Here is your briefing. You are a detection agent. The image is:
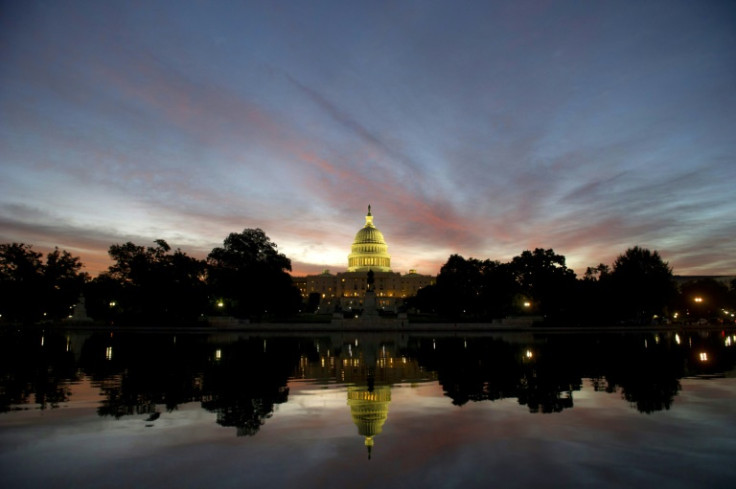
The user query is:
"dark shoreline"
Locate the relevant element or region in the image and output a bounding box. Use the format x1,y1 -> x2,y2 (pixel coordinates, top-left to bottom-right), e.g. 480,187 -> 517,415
4,320 -> 732,335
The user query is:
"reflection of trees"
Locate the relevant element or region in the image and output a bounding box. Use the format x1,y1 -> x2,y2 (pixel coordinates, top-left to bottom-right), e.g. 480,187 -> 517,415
410,332 -> 736,414
200,338 -> 299,436
413,337 -> 581,413
0,331 -> 80,412
79,333 -> 302,436
595,336 -> 683,414
79,333 -> 208,418
516,345 -> 581,414
4,329 -> 736,425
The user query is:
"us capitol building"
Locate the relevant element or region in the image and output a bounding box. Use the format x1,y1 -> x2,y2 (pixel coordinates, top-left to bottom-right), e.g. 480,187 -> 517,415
293,206 -> 434,313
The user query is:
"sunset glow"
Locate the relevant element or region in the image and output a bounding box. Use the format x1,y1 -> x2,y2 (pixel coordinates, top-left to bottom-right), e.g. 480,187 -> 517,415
1,1 -> 734,277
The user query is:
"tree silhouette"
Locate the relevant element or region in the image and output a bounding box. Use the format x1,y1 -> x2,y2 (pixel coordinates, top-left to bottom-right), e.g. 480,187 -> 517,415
0,243 -> 86,323
87,240 -> 207,324
608,246 -> 677,324
509,248 -> 577,320
207,229 -> 301,320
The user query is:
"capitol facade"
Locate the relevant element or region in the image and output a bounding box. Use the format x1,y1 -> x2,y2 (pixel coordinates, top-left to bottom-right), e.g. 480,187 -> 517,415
293,206 -> 434,313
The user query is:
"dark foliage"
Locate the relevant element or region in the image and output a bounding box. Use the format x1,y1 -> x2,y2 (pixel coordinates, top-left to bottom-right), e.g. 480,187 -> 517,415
0,243 -> 86,323
207,229 -> 301,320
85,240 -> 207,324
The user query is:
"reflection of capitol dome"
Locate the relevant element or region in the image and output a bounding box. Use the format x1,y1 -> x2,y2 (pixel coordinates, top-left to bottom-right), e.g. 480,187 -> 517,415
347,205 -> 391,272
347,384 -> 391,459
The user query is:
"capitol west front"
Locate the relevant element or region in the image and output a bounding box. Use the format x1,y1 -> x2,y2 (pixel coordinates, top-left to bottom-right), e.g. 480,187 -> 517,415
293,206 -> 434,313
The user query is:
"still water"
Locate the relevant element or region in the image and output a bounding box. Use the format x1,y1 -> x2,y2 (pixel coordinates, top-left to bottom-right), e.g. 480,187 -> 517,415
1,328 -> 735,489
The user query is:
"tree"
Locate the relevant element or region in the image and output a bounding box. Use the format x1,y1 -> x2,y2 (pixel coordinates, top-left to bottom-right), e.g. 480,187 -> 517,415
0,243 -> 86,323
428,255 -> 517,319
608,246 -> 676,324
207,229 -> 301,319
0,243 -> 44,323
678,278 -> 730,323
88,240 -> 207,324
43,248 -> 87,320
509,248 -> 577,320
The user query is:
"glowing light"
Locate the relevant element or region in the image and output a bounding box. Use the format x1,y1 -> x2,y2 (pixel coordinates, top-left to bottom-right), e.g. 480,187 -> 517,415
523,302 -> 531,308
109,301 -> 116,307
525,350 -> 533,359
215,349 -> 222,360
675,334 -> 681,345
105,346 -> 113,360
699,352 -> 708,362
694,297 -> 703,303
726,336 -> 732,347
216,301 -> 224,308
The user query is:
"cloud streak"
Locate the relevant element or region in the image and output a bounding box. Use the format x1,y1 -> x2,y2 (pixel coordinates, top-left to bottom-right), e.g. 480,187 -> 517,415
1,1 -> 735,277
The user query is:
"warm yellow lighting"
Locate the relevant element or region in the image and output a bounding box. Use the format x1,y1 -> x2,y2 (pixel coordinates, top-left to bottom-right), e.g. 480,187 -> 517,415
523,302 -> 531,308
215,349 -> 222,360
109,301 -> 116,307
673,312 -> 679,319
216,301 -> 224,308
105,346 -> 113,360
699,352 -> 708,362
675,334 -> 681,345
694,297 -> 703,303
525,350 -> 533,359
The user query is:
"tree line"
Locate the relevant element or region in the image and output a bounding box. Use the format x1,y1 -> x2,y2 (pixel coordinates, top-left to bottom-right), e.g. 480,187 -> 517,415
409,246 -> 736,325
0,229 -> 301,325
1,230 -> 735,326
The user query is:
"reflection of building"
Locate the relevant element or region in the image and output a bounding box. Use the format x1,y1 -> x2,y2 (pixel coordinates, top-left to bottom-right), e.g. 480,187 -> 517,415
348,384 -> 391,459
293,206 -> 435,312
295,335 -> 435,457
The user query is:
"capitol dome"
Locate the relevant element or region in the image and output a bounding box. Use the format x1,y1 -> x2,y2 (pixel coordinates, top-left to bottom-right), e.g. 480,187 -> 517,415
347,205 -> 391,272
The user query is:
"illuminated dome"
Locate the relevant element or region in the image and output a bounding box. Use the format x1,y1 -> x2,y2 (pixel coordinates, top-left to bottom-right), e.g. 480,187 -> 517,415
347,205 -> 391,272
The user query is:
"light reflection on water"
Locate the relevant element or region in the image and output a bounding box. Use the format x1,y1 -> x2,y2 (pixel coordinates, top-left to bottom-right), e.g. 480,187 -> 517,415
1,329 -> 735,488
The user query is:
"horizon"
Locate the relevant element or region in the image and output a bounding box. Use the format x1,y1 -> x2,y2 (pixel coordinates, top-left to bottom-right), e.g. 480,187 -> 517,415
2,1 -> 735,278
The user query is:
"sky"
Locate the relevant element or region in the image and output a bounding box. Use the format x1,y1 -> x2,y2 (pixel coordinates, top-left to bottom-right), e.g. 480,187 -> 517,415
1,0 -> 735,277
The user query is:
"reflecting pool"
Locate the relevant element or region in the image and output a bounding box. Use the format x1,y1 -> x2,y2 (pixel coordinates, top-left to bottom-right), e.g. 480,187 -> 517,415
1,329 -> 735,488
